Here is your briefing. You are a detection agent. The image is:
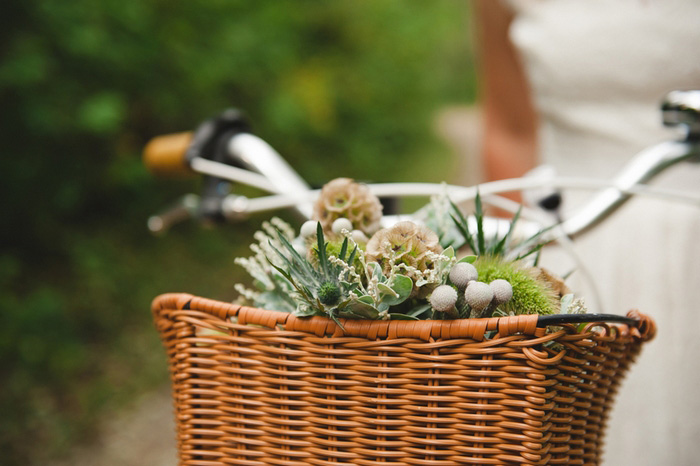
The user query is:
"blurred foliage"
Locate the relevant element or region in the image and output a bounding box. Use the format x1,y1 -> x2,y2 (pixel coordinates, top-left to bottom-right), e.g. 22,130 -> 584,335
0,0 -> 476,464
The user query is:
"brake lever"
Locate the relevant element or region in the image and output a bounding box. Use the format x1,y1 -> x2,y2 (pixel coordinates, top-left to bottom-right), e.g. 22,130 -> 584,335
148,194 -> 200,235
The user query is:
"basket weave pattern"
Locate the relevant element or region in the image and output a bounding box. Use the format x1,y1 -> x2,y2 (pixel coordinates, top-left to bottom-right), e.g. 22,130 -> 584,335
152,293 -> 656,466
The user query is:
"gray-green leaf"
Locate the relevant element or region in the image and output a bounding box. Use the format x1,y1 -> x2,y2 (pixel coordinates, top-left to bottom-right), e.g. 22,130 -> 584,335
389,313 -> 419,320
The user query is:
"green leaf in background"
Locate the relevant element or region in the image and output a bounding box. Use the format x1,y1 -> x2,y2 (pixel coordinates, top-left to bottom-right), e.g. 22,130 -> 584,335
474,190 -> 485,255
78,92 -> 127,134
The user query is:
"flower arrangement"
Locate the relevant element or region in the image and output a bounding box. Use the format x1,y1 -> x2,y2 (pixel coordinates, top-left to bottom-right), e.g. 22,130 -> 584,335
234,178 -> 587,324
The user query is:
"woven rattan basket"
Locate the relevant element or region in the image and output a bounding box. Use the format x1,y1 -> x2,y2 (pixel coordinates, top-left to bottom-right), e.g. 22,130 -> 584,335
152,293 -> 656,466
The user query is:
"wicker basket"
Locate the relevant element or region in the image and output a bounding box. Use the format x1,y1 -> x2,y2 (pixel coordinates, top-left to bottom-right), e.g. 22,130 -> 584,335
152,293 -> 656,466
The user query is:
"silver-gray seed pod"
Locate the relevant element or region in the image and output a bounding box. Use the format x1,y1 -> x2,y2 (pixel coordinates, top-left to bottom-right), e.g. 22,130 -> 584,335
449,262 -> 478,289
490,279 -> 513,304
464,281 -> 493,311
430,285 -> 458,312
331,217 -> 353,235
300,220 -> 320,238
351,229 -> 368,243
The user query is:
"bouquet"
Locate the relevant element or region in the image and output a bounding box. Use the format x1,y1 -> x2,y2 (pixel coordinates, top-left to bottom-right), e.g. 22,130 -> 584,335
234,178 -> 586,325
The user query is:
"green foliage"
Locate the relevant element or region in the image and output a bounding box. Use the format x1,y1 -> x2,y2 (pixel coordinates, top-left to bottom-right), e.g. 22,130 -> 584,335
265,224 -> 416,322
474,256 -> 558,315
269,224 -> 369,320
240,216 -> 462,323
449,192 -> 552,259
1,1 -> 474,464
310,237 -> 364,271
362,262 -> 414,314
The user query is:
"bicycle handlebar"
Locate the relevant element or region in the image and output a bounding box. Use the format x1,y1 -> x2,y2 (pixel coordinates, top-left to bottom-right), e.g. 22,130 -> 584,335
144,90 -> 700,235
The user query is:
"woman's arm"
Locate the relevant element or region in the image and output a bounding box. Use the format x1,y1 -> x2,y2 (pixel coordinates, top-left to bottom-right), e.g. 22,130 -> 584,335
476,0 -> 538,184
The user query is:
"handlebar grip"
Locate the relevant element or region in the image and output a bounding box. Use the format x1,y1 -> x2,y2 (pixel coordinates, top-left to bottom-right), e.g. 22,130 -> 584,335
143,132 -> 194,176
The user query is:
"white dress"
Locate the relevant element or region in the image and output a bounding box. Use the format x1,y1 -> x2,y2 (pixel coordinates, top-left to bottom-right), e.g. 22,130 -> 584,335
505,1 -> 700,464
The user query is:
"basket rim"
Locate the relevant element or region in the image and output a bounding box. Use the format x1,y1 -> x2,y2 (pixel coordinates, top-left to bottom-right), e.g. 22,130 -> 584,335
152,292 -> 656,342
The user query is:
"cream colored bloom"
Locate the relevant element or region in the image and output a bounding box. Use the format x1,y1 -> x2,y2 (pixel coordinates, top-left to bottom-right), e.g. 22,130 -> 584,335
312,178 -> 383,235
366,221 -> 442,278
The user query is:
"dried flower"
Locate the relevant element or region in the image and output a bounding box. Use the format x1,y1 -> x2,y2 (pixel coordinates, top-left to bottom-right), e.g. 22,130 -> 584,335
533,267 -> 571,298
365,221 -> 442,278
312,178 -> 383,235
561,294 -> 588,315
449,262 -> 478,289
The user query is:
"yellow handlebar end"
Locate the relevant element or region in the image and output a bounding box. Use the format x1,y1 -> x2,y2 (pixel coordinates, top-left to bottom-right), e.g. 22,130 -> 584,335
143,132 -> 194,176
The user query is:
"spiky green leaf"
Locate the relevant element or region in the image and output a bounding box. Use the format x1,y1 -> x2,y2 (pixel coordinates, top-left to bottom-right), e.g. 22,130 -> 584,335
474,190 -> 485,255
347,245 -> 358,266
316,222 -> 329,278
493,206 -> 521,256
338,237 -> 349,261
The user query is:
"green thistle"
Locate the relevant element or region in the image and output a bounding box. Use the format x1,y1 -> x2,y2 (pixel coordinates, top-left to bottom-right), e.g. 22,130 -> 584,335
319,282 -> 341,305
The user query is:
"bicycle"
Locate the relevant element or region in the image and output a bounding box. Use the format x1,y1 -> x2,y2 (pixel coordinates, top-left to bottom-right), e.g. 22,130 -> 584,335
144,90 -> 699,465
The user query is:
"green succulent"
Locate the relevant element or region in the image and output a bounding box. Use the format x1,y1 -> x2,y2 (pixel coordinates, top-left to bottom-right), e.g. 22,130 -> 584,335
362,262 -> 414,316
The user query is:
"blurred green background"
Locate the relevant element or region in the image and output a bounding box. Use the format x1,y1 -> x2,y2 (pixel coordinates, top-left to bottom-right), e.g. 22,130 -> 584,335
0,1 -> 476,464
